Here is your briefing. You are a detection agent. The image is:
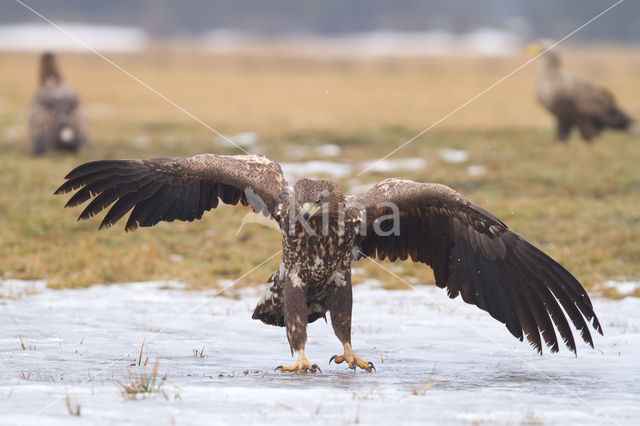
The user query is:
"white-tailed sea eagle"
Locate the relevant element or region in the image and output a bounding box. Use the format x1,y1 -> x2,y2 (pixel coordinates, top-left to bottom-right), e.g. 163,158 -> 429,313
29,52 -> 88,155
55,154 -> 603,372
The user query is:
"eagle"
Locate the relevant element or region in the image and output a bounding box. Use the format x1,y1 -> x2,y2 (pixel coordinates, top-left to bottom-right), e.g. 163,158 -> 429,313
55,154 -> 603,372
29,52 -> 88,155
529,42 -> 638,143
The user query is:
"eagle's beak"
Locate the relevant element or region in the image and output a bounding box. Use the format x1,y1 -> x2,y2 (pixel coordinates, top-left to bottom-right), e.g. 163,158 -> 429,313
301,202 -> 321,221
526,43 -> 542,56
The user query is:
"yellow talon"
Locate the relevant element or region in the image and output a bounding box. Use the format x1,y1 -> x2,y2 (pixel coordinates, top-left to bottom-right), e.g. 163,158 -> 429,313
329,343 -> 375,372
276,349 -> 320,373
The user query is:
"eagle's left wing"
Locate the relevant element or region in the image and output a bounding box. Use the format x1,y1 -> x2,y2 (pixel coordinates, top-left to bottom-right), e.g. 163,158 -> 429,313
55,154 -> 288,231
349,178 -> 602,354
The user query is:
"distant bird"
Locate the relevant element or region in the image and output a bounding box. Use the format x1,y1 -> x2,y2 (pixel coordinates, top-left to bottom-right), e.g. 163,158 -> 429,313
529,42 -> 638,142
56,154 -> 602,372
29,52 -> 88,155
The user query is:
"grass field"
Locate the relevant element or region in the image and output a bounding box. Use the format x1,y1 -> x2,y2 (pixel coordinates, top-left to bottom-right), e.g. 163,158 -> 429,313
1,45 -> 640,296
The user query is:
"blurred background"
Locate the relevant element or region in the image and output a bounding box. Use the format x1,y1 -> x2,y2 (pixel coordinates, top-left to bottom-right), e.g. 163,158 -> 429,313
1,1 -> 639,296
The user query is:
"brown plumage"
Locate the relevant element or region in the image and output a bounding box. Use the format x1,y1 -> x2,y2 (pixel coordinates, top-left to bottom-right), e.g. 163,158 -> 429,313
55,154 -> 603,371
29,52 -> 88,155
531,43 -> 638,142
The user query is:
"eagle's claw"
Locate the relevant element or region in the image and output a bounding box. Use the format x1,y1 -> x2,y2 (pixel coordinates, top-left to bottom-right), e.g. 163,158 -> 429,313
329,347 -> 375,372
275,350 -> 320,373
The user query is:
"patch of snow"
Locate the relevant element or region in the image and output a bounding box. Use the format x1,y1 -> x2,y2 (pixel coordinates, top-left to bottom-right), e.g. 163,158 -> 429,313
0,279 -> 47,299
360,158 -> 426,173
0,23 -> 147,53
217,131 -> 259,147
315,144 -> 341,157
132,135 -> 150,149
603,281 -> 640,296
0,281 -> 638,424
466,164 -> 487,177
280,161 -> 353,181
439,148 -> 469,164
346,179 -> 375,195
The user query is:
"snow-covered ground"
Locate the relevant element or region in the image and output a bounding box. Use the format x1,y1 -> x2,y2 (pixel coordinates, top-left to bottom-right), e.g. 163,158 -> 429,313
1,280 -> 638,425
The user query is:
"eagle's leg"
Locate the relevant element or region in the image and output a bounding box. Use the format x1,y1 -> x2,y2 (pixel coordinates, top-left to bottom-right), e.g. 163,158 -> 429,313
556,118 -> 572,143
276,273 -> 319,373
328,272 -> 374,372
577,120 -> 598,143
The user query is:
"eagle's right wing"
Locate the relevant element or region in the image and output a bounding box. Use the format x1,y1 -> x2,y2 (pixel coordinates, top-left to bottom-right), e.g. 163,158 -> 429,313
349,178 -> 602,354
55,154 -> 288,231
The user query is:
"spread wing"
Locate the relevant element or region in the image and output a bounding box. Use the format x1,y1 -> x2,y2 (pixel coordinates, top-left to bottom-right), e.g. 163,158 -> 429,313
349,178 -> 603,354
55,154 -> 288,231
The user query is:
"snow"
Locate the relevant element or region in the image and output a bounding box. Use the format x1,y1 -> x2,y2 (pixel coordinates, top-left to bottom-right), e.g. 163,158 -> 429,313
360,158 -> 427,174
0,23 -> 147,53
439,148 -> 469,164
280,161 -> 353,181
1,279 -> 638,425
315,144 -> 342,157
466,164 -> 487,177
603,281 -> 640,297
216,131 -> 259,147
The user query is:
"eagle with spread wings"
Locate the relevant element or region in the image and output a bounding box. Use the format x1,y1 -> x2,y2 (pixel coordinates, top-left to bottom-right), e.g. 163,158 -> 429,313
529,42 -> 638,143
55,154 -> 602,372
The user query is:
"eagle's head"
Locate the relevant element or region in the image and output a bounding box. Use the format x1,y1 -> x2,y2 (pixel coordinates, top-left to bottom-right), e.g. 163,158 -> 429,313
527,40 -> 561,71
40,52 -> 62,85
293,178 -> 343,222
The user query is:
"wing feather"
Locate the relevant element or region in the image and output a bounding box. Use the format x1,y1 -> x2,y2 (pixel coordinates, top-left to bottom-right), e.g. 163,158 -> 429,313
56,154 -> 288,231
351,178 -> 602,354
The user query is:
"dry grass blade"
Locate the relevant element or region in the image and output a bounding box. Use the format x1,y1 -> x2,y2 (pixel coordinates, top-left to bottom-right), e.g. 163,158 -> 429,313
111,359 -> 167,400
65,394 -> 81,416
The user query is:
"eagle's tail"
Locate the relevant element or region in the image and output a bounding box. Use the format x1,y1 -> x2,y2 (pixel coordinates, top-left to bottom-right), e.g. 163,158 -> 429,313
628,120 -> 640,136
252,269 -> 285,327
603,106 -> 635,131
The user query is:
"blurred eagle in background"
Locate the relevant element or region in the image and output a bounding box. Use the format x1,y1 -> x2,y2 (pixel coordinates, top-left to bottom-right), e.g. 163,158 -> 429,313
29,52 -> 88,155
530,42 -> 638,143
56,154 -> 602,372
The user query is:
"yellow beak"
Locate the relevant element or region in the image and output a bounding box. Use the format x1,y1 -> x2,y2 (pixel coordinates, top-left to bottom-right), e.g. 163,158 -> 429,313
526,43 -> 542,56
301,202 -> 321,220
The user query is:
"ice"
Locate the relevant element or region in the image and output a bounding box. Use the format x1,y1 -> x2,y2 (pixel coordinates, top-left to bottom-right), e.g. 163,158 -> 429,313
0,23 -> 147,53
1,279 -> 638,424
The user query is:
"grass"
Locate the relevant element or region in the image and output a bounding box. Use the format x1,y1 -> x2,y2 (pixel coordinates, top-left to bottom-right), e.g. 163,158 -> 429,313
1,46 -> 640,295
112,359 -> 168,400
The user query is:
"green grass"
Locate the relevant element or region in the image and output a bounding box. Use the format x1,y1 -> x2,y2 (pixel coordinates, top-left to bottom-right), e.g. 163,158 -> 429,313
1,48 -> 640,297
1,123 -> 640,297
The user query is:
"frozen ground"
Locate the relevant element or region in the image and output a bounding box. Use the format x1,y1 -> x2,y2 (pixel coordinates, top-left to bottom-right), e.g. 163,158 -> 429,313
1,279 -> 638,425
